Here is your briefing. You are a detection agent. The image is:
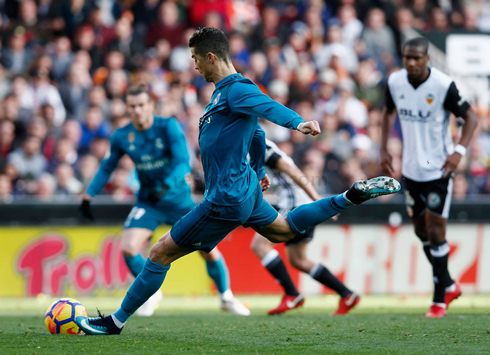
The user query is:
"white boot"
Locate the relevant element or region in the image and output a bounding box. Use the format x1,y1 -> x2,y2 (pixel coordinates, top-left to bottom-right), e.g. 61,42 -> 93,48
136,290 -> 163,317
220,290 -> 250,316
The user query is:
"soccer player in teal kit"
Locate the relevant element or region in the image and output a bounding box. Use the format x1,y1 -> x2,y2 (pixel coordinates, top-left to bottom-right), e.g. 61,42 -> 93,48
76,27 -> 400,334
79,85 -> 250,316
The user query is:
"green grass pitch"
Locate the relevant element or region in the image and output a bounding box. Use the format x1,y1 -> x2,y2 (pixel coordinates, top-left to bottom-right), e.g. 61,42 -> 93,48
0,295 -> 489,354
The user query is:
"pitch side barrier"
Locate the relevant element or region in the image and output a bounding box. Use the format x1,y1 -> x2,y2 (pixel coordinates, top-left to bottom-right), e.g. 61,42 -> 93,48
0,195 -> 489,226
1,196 -> 490,296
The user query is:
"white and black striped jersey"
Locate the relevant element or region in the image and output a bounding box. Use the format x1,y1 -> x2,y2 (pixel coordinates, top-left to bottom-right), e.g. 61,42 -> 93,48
265,139 -> 312,215
386,67 -> 470,182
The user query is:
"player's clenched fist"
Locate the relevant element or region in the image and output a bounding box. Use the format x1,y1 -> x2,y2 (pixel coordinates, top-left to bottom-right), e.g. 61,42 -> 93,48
297,121 -> 321,136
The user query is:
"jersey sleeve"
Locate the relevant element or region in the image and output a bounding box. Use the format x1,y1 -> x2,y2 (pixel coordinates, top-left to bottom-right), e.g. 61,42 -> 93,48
164,118 -> 191,188
86,132 -> 125,197
228,81 -> 305,129
443,82 -> 470,118
249,124 -> 266,180
265,144 -> 282,169
385,85 -> 396,111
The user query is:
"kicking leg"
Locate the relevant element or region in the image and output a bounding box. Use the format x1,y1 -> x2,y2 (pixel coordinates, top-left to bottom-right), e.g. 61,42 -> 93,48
199,248 -> 250,316
251,234 -> 304,315
287,242 -> 359,315
255,177 -> 401,243
76,231 -> 193,334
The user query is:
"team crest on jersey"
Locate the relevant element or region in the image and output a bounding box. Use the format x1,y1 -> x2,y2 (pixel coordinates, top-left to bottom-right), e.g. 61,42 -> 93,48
155,138 -> 164,149
426,94 -> 435,105
213,92 -> 221,105
128,132 -> 136,151
427,192 -> 441,208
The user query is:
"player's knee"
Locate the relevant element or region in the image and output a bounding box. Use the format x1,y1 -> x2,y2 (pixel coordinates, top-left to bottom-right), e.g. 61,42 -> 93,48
427,226 -> 445,244
250,235 -> 270,255
121,241 -> 140,257
289,255 -> 308,272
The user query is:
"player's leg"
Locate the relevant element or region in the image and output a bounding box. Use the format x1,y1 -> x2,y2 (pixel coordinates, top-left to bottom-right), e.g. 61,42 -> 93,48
250,234 -> 304,315
75,230 -> 192,334
255,177 -> 401,242
122,204 -> 164,317
76,201 -> 242,334
423,177 -> 460,318
122,203 -> 160,276
404,178 -> 433,264
121,228 -> 153,277
199,248 -> 250,316
286,236 -> 359,315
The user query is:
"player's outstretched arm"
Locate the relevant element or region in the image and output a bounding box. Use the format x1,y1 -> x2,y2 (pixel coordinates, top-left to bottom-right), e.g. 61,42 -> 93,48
80,134 -> 125,220
380,107 -> 397,176
274,156 -> 321,201
228,81 -> 306,131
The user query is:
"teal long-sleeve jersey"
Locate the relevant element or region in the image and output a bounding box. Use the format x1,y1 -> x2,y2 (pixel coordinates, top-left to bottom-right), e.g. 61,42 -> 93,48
199,73 -> 305,206
86,116 -> 192,206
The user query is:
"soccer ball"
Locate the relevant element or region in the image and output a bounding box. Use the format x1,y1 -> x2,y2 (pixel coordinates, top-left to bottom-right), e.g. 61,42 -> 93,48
45,298 -> 87,335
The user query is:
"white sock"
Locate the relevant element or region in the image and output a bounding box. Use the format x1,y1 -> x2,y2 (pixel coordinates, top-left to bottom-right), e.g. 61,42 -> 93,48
343,191 -> 354,205
220,289 -> 234,302
445,283 -> 456,292
111,314 -> 126,329
432,302 -> 446,309
261,249 -> 279,267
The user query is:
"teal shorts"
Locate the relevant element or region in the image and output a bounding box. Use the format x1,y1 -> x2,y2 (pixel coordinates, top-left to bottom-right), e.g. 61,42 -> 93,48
170,185 -> 278,253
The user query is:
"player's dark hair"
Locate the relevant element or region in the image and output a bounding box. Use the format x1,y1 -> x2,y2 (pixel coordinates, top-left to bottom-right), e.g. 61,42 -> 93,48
403,37 -> 429,55
125,84 -> 152,101
188,27 -> 230,62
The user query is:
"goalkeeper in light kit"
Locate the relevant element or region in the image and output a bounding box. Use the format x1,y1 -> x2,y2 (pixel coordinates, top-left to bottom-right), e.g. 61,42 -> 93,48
76,27 -> 400,335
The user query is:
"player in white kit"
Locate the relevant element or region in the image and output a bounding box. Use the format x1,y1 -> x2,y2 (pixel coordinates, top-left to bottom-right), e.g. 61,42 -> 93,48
380,38 -> 478,317
251,139 -> 360,315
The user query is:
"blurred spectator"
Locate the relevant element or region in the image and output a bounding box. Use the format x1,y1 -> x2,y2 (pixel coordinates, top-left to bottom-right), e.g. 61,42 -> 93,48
59,62 -> 92,120
108,16 -> 145,70
61,119 -> 82,150
0,120 -> 16,164
51,36 -> 74,82
250,6 -> 287,51
104,167 -> 133,201
337,5 -> 363,48
50,137 -> 78,171
6,136 -> 48,181
35,172 -> 56,201
315,24 -> 358,75
147,1 -> 185,48
2,27 -> 34,75
453,173 -> 469,200
361,8 -> 397,65
54,162 -> 83,195
0,174 -> 13,203
76,153 -> 99,187
337,78 -> 368,129
89,137 -> 110,161
79,106 -> 111,153
0,63 -> 12,100
30,70 -> 66,127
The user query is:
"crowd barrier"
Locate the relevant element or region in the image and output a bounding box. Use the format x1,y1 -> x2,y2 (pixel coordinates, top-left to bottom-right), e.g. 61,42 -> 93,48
1,209 -> 489,296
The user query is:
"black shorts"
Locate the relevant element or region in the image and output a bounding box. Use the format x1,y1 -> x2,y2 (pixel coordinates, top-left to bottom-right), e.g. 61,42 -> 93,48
403,176 -> 453,219
285,227 -> 315,246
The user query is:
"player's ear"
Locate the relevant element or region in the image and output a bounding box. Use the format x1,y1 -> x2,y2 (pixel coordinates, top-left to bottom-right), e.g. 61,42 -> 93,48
207,52 -> 214,64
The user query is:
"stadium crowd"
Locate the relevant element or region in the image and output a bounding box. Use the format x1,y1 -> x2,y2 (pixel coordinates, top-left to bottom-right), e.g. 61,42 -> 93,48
0,0 -> 489,203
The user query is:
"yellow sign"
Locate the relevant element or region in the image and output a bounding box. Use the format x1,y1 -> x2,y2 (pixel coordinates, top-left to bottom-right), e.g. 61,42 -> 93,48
0,226 -> 212,297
